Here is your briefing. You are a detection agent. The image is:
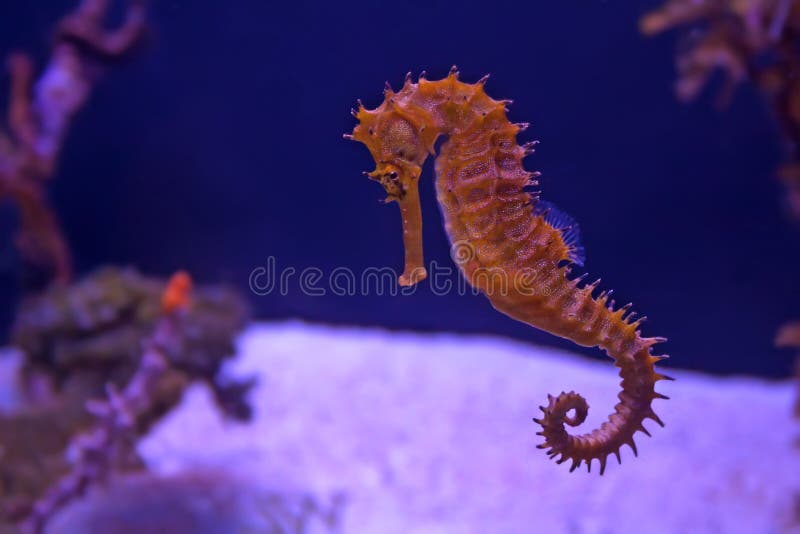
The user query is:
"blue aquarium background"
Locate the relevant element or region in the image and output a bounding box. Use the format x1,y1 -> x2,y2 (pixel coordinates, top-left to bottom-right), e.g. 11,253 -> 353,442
0,0 -> 796,379
0,2 -> 799,533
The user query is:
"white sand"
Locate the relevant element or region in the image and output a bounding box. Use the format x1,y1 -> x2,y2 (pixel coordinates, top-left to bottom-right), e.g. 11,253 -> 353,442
134,321 -> 800,534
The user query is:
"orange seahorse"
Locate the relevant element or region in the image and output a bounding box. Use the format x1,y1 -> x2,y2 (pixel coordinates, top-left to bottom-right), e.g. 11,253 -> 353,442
345,67 -> 672,474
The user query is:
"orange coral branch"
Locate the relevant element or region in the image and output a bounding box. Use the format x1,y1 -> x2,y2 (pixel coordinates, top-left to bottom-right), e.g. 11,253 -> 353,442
777,321 -> 800,348
58,0 -> 148,58
641,0 -> 800,216
776,321 -> 800,418
643,5 -> 800,404
5,179 -> 72,285
0,0 -> 147,286
161,270 -> 193,314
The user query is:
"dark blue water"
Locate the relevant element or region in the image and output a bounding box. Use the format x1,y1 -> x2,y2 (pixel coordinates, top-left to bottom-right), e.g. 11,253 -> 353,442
0,0 -> 796,377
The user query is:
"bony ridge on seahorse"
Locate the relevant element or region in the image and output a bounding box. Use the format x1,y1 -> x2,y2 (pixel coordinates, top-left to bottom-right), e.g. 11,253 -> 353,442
345,67 -> 672,474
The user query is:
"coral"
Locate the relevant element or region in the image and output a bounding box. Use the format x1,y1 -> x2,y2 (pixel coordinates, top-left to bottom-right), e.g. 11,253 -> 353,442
0,0 -> 147,286
776,320 -> 800,418
347,68 -> 671,474
19,271 -> 191,533
643,4 -> 800,461
0,268 -> 253,530
640,0 -> 800,218
0,4 -> 262,531
0,406 -> 86,525
11,266 -> 253,423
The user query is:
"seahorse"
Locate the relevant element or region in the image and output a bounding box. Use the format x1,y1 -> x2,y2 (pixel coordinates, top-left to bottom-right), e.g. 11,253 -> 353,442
345,67 -> 672,474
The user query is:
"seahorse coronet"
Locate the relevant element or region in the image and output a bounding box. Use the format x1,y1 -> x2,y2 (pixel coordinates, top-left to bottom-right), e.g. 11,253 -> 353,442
348,69 -> 671,474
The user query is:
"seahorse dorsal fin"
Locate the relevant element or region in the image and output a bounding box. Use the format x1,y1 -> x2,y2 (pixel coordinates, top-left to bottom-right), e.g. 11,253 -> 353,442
534,200 -> 586,266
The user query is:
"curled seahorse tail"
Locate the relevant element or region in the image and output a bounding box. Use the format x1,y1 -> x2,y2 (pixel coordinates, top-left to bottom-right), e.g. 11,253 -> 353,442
533,333 -> 672,474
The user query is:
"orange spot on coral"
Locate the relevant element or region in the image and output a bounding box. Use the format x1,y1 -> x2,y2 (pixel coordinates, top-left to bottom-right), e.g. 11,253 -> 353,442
161,270 -> 193,314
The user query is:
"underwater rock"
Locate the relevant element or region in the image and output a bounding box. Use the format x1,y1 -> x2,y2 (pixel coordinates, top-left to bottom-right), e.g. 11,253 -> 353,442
136,321 -> 799,534
46,472 -> 345,534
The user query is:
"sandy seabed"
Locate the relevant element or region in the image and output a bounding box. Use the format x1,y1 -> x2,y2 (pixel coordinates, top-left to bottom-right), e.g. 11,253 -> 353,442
42,322 -> 800,533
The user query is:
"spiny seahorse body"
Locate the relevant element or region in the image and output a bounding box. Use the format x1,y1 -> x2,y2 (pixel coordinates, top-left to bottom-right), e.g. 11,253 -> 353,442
346,67 -> 671,474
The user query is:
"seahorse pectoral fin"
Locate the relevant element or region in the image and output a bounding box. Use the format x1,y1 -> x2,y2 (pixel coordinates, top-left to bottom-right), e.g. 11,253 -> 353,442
397,171 -> 427,287
534,200 -> 586,266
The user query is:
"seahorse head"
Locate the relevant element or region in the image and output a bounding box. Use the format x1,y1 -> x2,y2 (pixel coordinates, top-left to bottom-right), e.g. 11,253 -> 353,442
351,109 -> 426,184
347,105 -> 429,287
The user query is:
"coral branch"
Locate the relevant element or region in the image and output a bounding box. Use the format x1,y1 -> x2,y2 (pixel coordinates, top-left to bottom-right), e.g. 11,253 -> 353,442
640,0 -> 800,218
0,0 -> 147,286
11,266 -> 254,423
776,321 -> 800,418
1,268 -> 252,527
644,5 -> 800,426
19,271 -> 193,534
58,0 -> 148,59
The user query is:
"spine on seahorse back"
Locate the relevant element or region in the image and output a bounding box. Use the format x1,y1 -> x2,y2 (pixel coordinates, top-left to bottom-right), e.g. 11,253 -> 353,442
348,67 -> 671,473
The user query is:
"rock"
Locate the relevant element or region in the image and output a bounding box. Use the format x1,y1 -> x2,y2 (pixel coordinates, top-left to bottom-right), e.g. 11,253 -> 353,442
46,472 -> 345,534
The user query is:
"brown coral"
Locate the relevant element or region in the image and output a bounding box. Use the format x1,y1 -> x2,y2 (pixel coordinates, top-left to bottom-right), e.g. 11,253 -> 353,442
0,4 -> 261,531
641,0 -> 800,216
11,266 -> 253,422
776,320 -> 800,418
0,0 -> 147,286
